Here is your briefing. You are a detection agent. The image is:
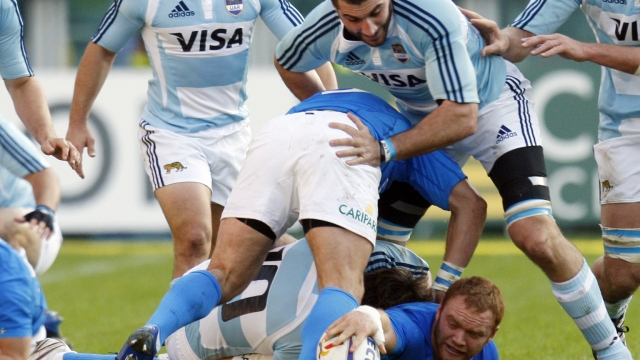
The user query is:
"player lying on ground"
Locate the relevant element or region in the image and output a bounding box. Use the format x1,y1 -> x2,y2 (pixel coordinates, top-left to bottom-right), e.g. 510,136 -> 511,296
325,276 -> 502,360
29,236 -> 431,360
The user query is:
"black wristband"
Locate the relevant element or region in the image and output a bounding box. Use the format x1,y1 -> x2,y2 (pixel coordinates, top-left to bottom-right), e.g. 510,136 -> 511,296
379,141 -> 386,163
24,205 -> 55,232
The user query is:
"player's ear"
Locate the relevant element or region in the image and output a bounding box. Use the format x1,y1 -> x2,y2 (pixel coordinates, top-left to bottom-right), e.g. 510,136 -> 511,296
486,325 -> 499,343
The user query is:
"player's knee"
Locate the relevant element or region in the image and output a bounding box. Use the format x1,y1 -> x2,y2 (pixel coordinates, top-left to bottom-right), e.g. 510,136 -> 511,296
449,182 -> 487,220
174,226 -> 211,259
508,216 -> 559,262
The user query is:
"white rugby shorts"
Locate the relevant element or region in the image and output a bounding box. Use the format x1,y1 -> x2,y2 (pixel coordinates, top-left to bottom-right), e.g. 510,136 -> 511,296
137,119 -> 251,206
594,134 -> 640,204
222,111 -> 381,244
444,61 -> 542,173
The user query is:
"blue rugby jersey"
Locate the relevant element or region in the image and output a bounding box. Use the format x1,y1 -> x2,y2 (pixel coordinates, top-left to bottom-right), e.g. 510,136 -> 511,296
0,0 -> 32,80
288,89 -> 466,211
511,0 -> 640,141
175,238 -> 430,360
276,0 -> 507,124
93,0 -> 303,133
0,239 -> 47,339
0,116 -> 47,209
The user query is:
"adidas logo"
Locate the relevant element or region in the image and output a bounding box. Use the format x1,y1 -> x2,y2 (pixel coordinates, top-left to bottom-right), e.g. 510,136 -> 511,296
168,1 -> 195,18
496,125 -> 517,144
345,52 -> 366,66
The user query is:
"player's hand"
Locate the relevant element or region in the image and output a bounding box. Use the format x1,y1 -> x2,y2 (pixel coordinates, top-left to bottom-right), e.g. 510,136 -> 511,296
458,7 -> 509,56
324,310 -> 387,354
329,113 -> 381,167
15,206 -> 55,239
523,33 -> 587,62
41,137 -> 83,178
66,123 -> 96,179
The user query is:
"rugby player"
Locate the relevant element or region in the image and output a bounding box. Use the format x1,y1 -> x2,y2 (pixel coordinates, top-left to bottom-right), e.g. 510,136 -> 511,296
67,0 -> 336,279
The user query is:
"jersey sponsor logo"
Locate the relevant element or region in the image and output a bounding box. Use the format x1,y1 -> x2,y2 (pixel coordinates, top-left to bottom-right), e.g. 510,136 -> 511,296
595,10 -> 640,44
601,180 -> 615,192
225,0 -> 244,16
164,161 -> 187,174
345,52 -> 366,66
357,70 -> 427,89
160,22 -> 251,57
339,203 -> 377,230
168,1 -> 195,18
496,125 -> 517,144
611,18 -> 639,42
602,0 -> 626,4
391,43 -> 409,64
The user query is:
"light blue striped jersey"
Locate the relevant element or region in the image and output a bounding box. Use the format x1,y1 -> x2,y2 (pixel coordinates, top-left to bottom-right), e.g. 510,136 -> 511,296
275,0 -> 506,124
0,116 -> 47,209
93,0 -> 303,133
0,0 -> 32,80
511,0 -> 640,141
177,238 -> 428,360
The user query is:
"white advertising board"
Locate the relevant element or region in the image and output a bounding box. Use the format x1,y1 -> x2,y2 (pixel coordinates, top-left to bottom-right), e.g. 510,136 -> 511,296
0,67 -> 298,234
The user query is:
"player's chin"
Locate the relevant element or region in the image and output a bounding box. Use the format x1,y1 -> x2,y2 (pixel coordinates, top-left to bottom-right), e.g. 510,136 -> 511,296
439,343 -> 467,360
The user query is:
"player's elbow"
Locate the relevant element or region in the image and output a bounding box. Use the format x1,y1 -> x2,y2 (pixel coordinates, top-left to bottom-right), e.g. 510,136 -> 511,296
458,103 -> 478,139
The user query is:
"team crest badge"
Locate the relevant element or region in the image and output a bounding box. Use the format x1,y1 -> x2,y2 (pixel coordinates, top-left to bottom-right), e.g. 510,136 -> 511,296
391,43 -> 409,64
225,0 -> 243,15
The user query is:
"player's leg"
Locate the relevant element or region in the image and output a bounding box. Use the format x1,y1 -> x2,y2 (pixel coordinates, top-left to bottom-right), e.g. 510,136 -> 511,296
299,224 -> 373,360
118,115 -> 298,360
138,122 -> 217,278
470,64 -> 630,358
155,183 -> 213,278
591,135 -> 640,344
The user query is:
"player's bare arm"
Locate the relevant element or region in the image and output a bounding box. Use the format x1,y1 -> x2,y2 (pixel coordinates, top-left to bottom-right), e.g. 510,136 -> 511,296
324,307 -> 394,354
316,62 -> 339,91
274,56 -> 327,100
524,34 -> 640,75
331,101 -> 477,166
68,42 -> 117,178
0,337 -> 31,360
458,7 -> 533,63
13,168 -> 61,239
4,76 -> 81,176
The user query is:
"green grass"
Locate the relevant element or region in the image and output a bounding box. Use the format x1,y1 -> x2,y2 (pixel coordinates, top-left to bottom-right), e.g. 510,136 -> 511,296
40,238 -> 639,359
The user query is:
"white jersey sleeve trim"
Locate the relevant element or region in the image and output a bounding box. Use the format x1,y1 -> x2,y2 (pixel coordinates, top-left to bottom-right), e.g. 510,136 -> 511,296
201,0 -> 213,20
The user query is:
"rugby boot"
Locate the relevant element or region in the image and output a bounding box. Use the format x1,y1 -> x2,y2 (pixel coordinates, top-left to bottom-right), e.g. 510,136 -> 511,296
116,325 -> 160,360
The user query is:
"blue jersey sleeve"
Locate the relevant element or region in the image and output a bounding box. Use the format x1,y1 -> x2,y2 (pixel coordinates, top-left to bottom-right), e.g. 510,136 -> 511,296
275,1 -> 340,72
510,0 -> 580,35
259,0 -> 303,39
385,303 -> 437,359
92,0 -> 146,52
0,0 -> 32,80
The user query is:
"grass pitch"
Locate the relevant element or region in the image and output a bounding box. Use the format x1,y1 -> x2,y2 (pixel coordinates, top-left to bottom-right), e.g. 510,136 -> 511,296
40,238 -> 639,359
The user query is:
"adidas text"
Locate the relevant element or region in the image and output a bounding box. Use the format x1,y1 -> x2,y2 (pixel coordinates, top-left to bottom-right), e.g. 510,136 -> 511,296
169,10 -> 195,18
496,131 -> 517,144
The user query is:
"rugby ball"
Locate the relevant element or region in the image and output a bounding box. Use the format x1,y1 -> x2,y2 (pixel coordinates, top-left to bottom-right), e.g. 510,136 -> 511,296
317,335 -> 380,360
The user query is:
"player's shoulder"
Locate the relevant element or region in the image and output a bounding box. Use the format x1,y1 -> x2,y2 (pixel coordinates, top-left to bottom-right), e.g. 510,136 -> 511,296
392,0 -> 464,35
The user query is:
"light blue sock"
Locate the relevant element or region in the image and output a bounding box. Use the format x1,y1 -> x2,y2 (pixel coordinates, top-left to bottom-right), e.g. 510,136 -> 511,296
63,354 -> 115,360
552,259 -> 630,359
147,270 -> 222,344
299,287 -> 358,360
605,296 -> 633,319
